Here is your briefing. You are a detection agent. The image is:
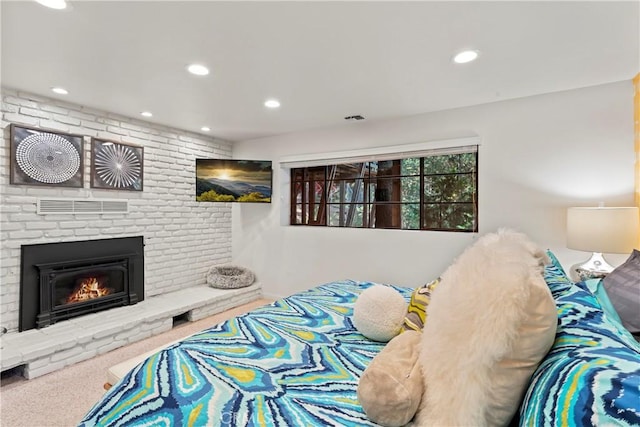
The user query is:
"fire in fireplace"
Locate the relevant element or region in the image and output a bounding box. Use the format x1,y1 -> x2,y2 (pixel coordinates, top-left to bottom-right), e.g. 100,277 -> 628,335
19,237 -> 144,331
66,276 -> 113,304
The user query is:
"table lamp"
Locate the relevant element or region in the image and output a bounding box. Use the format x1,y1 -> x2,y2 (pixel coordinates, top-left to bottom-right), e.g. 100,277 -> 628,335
566,206 -> 639,281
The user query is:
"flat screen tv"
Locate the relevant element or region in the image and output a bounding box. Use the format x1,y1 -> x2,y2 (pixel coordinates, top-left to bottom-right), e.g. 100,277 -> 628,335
196,159 -> 272,203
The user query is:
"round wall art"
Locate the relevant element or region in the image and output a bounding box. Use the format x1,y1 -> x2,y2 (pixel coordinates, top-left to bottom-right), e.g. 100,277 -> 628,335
91,139 -> 143,191
10,124 -> 84,187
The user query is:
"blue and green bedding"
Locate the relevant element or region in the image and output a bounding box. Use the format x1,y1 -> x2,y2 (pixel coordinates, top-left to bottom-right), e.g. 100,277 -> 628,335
79,281 -> 410,427
80,263 -> 640,427
519,255 -> 640,426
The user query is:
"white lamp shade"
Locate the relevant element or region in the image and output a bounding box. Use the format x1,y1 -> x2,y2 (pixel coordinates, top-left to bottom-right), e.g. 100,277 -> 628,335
567,207 -> 639,253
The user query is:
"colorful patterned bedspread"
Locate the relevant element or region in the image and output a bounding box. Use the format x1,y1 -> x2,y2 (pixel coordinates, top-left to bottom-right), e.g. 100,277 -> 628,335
80,280 -> 410,427
519,257 -> 640,426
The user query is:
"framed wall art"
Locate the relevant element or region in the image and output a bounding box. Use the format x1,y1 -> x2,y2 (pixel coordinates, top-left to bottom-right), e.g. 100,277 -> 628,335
10,124 -> 84,187
91,139 -> 143,191
195,158 -> 272,203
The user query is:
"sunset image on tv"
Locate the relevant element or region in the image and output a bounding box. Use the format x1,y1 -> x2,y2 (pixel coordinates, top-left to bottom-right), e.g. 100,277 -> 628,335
196,159 -> 272,203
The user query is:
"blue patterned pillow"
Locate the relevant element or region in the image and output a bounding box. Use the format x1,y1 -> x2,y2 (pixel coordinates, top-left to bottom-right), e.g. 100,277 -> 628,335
543,250 -> 574,297
519,275 -> 640,426
584,279 -> 624,326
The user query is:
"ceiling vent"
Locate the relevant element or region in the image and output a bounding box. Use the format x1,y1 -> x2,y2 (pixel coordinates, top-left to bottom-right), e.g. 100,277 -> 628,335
37,198 -> 129,215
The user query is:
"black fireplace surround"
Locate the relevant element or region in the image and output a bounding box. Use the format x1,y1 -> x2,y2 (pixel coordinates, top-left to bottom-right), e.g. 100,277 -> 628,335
19,236 -> 144,332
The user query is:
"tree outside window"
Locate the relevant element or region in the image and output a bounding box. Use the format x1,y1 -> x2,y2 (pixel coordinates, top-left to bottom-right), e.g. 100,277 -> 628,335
290,147 -> 477,232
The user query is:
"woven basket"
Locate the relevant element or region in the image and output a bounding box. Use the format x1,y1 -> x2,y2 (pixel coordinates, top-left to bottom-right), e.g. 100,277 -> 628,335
206,265 -> 255,289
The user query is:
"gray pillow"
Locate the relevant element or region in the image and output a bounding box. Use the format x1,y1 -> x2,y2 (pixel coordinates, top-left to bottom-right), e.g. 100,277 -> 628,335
603,250 -> 640,333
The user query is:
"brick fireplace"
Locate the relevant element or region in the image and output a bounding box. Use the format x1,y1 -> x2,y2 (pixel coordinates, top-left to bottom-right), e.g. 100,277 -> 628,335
0,90 -> 246,379
19,237 -> 144,331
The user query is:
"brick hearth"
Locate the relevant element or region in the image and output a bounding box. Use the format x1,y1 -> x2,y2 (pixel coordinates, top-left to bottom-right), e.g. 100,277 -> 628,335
1,284 -> 261,379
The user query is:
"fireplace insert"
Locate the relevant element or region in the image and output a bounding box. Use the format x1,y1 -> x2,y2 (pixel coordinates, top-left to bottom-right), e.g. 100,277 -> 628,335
19,237 -> 144,331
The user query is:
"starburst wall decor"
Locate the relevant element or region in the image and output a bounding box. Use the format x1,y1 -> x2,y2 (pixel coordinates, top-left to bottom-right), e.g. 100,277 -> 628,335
10,124 -> 84,187
91,139 -> 143,191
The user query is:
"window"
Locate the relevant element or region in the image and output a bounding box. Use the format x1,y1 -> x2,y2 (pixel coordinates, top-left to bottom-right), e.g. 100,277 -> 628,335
290,146 -> 478,232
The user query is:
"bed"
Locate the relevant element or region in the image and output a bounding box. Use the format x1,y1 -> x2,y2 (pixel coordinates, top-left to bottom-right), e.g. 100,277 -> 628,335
518,255 -> 640,426
79,280 -> 410,427
80,258 -> 640,427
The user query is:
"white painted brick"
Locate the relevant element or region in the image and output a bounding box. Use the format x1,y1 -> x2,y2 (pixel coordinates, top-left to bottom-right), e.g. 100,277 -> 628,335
41,104 -> 69,115
3,113 -> 39,126
3,96 -> 38,108
116,326 -> 141,341
119,122 -> 145,132
2,195 -> 36,205
38,120 -> 71,132
23,357 -> 51,369
151,322 -> 172,335
128,130 -> 151,140
65,349 -> 97,366
96,117 -> 120,126
25,187 -> 63,197
81,121 -> 107,131
97,340 -> 128,355
0,204 -> 21,213
1,102 -> 18,113
44,230 -> 75,238
106,125 -> 128,135
58,221 -> 88,229
85,336 -> 116,351
74,229 -> 100,237
24,359 -> 67,379
49,345 -> 85,363
0,352 -> 23,370
18,107 -> 49,118
8,230 -> 43,239
69,110 -> 96,121
126,329 -> 153,343
60,188 -> 91,197
1,90 -> 233,337
25,222 -> 58,230
52,114 -> 81,126
101,227 -> 124,234
149,134 -> 170,143
21,204 -> 37,213
112,219 -> 135,227
15,92 -> 49,103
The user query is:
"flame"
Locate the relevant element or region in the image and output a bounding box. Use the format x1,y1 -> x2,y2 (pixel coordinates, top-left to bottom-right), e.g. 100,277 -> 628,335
66,277 -> 113,304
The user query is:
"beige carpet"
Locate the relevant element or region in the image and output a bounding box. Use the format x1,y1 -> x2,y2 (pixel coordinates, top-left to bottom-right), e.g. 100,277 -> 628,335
0,298 -> 273,427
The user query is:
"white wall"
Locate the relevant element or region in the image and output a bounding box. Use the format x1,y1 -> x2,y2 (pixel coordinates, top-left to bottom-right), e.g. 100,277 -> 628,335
0,89 -> 233,332
232,81 -> 635,299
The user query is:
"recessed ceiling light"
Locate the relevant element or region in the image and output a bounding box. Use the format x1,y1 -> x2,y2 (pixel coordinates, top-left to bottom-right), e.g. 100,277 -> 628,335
35,0 -> 67,9
51,87 -> 68,95
140,111 -> 153,117
201,126 -> 210,132
264,99 -> 281,109
453,50 -> 479,64
187,64 -> 209,76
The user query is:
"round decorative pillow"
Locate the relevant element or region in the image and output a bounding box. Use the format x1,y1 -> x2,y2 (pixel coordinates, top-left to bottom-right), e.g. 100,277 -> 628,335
353,284 -> 408,342
206,265 -> 255,289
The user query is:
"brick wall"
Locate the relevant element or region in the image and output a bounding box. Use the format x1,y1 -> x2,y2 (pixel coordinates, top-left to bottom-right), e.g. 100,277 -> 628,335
0,88 -> 233,332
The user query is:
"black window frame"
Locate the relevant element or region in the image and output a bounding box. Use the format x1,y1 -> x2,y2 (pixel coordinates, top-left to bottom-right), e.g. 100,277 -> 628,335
290,147 -> 478,232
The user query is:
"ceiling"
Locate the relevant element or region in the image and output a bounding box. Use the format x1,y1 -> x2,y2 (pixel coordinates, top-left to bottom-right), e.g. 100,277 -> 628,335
1,1 -> 638,142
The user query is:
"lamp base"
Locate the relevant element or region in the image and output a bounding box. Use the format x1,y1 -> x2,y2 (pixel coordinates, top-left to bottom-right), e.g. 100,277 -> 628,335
569,252 -> 615,282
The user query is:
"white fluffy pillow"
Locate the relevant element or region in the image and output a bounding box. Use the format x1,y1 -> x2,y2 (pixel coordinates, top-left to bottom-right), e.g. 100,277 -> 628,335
415,229 -> 557,426
353,284 -> 408,342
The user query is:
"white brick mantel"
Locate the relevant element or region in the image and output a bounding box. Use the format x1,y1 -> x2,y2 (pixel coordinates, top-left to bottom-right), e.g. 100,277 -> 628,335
0,88 -> 235,335
1,284 -> 263,379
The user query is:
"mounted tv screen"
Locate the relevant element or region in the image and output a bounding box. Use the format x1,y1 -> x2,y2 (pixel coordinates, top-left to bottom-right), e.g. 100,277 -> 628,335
196,159 -> 272,203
